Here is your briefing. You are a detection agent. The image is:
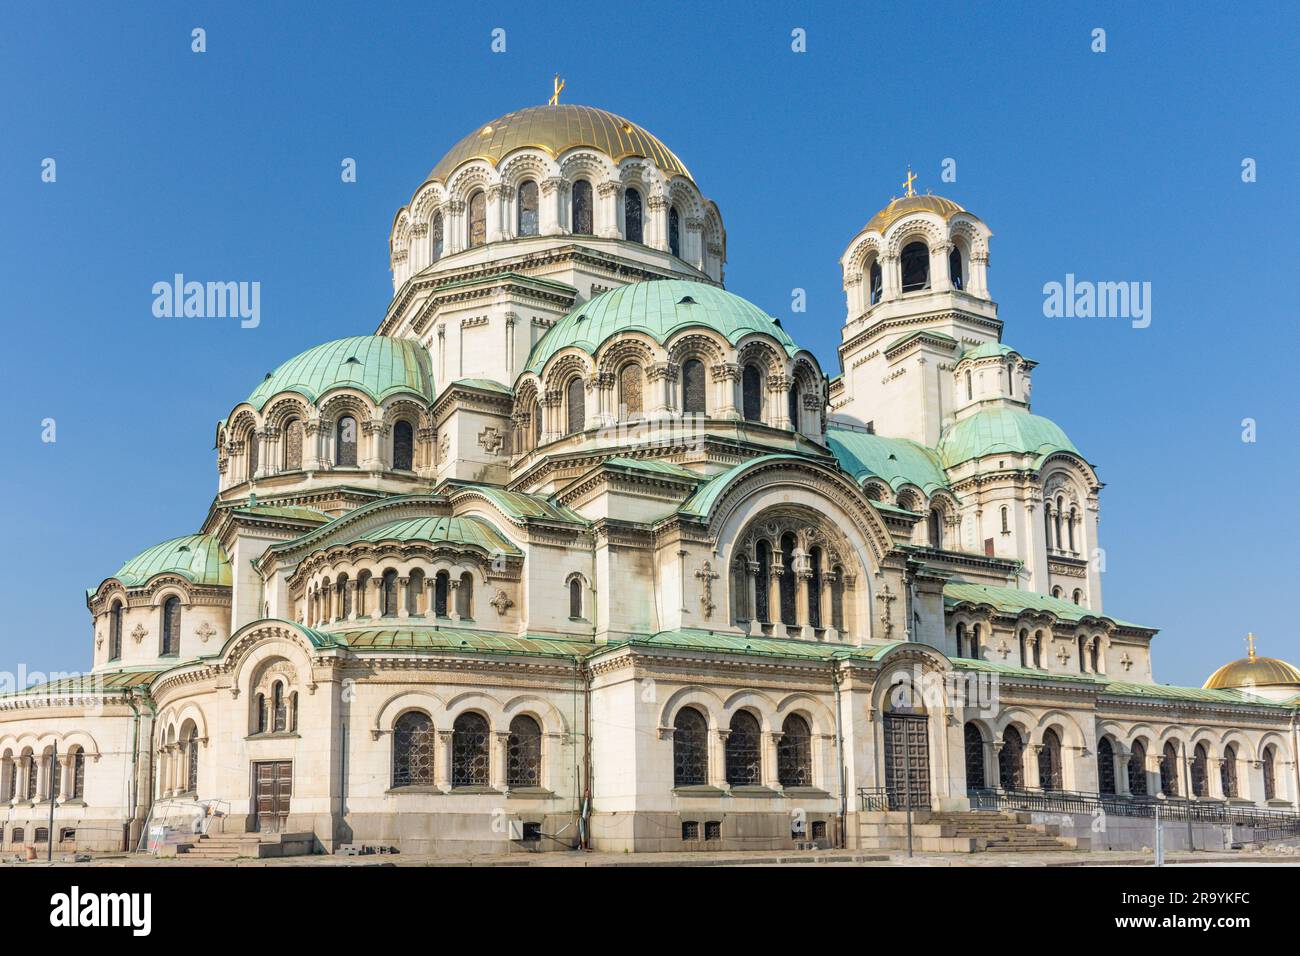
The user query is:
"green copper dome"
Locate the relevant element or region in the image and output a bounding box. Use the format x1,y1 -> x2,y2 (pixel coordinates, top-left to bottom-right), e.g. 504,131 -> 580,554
525,280 -> 798,374
938,408 -> 1079,468
348,515 -> 521,556
245,336 -> 435,411
959,341 -> 1029,362
110,534 -> 232,588
826,427 -> 949,494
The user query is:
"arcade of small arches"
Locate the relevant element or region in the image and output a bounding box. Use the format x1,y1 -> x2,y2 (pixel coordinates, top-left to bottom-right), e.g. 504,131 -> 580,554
388,710 -> 552,792
842,213 -> 991,315
299,564 -> 485,627
0,742 -> 89,807
951,617 -> 1112,675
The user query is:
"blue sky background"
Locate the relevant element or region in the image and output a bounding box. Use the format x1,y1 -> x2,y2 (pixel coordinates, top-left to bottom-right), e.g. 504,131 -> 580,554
0,0 -> 1295,686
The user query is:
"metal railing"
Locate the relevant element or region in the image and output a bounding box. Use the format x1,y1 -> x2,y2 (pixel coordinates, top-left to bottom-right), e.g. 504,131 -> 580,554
968,788 -> 1300,834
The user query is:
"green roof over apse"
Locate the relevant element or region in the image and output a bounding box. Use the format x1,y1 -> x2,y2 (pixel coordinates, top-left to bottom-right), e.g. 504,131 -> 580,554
348,515 -> 522,556
107,534 -> 232,588
944,581 -> 1146,629
825,427 -> 949,494
525,280 -> 799,374
245,336 -> 435,411
959,341 -> 1031,362
937,407 -> 1080,469
678,454 -> 813,519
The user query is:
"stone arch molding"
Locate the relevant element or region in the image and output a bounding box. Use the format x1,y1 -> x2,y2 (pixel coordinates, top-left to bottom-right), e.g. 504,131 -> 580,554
217,620 -> 318,697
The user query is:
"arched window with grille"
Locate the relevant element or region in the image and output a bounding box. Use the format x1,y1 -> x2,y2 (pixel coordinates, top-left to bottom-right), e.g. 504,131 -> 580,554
434,570 -> 449,617
1191,743 -> 1208,797
1000,506 -> 1009,534
506,715 -> 542,789
1096,737 -> 1116,794
619,363 -> 643,418
160,596 -> 181,657
741,364 -> 762,421
777,714 -> 812,788
681,359 -> 705,414
754,541 -> 771,624
955,622 -> 967,658
392,711 -> 435,788
778,533 -> 797,627
566,376 -> 585,434
900,241 -> 930,292
1039,729 -> 1063,791
430,211 -> 444,260
451,713 -> 490,788
725,713 -> 762,786
568,577 -> 583,619
928,508 -> 942,548
1129,740 -> 1148,795
999,726 -> 1024,790
336,416 -> 357,466
283,418 -> 303,471
246,428 -> 259,479
272,681 -> 288,734
392,420 -> 414,471
517,180 -> 539,236
787,383 -> 800,431
623,188 -> 643,243
1159,741 -> 1179,796
1263,746 -> 1277,801
381,569 -> 398,617
1067,506 -> 1077,551
69,747 -> 86,799
949,246 -> 963,290
1221,744 -> 1238,798
456,571 -> 473,619
185,733 -> 198,793
668,206 -> 681,257
467,189 -> 487,248
571,179 -> 593,234
869,260 -> 883,305
109,601 -> 123,661
807,546 -> 822,629
1043,501 -> 1053,549
255,693 -> 267,734
964,722 -> 986,792
830,564 -> 844,632
673,707 -> 708,787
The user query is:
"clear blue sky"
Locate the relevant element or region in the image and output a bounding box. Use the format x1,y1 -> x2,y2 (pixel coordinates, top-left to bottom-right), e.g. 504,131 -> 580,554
0,1 -> 1295,687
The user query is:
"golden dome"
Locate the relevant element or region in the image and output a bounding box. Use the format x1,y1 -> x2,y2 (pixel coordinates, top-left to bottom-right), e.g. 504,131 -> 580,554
427,104 -> 693,185
865,194 -> 974,234
1203,635 -> 1300,690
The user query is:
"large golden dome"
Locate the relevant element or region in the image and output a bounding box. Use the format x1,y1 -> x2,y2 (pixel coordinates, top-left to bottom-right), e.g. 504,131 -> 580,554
426,103 -> 693,185
865,194 -> 975,233
1203,635 -> 1300,690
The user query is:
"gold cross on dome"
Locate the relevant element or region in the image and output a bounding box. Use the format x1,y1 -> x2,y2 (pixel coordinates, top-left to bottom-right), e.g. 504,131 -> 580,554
1245,632 -> 1257,660
902,167 -> 917,198
548,74 -> 565,105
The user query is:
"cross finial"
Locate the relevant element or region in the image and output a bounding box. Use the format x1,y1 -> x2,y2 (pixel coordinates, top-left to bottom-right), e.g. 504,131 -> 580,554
548,74 -> 566,106
1245,632 -> 1256,660
902,166 -> 917,198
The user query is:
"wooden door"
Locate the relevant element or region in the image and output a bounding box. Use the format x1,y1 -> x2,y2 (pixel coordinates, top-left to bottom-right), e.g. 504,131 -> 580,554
253,761 -> 292,832
883,713 -> 930,810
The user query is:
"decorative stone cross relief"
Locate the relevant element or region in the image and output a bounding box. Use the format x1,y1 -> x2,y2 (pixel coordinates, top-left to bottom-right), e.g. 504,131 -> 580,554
490,589 -> 514,616
694,561 -> 719,619
1056,644 -> 1072,665
196,621 -> 217,643
131,623 -> 148,645
876,583 -> 896,637
477,426 -> 504,455
996,639 -> 1010,660
1120,652 -> 1134,672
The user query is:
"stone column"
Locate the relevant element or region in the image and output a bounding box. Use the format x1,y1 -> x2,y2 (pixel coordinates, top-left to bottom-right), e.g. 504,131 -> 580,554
969,251 -> 989,297
684,217 -> 705,268
369,577 -> 383,618
596,181 -> 620,238
1026,745 -> 1042,791
931,242 -> 954,293
435,731 -> 454,791
712,363 -> 740,420
1115,750 -> 1131,795
795,567 -> 812,638
844,270 -> 864,316
540,177 -> 565,236
397,577 -> 410,619
346,581 -> 359,622
449,580 -> 462,623
711,730 -> 730,789
487,184 -> 507,243
881,253 -> 901,301
647,195 -> 669,251
491,732 -> 510,791
762,732 -> 782,789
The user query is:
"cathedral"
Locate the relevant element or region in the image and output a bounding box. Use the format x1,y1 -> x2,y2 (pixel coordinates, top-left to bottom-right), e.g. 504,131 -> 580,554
2,96 -> 1297,857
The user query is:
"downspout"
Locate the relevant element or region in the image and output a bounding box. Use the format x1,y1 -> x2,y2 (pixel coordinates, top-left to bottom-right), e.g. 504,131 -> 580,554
1291,707 -> 1299,810
127,690 -> 157,851
577,655 -> 593,850
832,656 -> 848,848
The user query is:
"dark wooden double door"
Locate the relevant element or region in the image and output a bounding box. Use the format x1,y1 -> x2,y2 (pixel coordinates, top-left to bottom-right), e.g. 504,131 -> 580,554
253,761 -> 293,833
882,713 -> 931,810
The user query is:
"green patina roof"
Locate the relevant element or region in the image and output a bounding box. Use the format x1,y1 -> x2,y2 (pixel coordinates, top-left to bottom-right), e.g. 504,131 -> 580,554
825,427 -> 949,494
959,341 -> 1030,362
603,628 -> 902,662
107,535 -> 232,588
678,454 -> 811,519
938,407 -> 1079,469
526,280 -> 799,374
0,668 -> 167,700
944,581 -> 1145,629
245,336 -> 435,411
451,378 -> 513,394
885,329 -> 958,353
331,627 -> 594,658
602,457 -> 704,481
349,514 -> 522,556
447,484 -> 588,526
233,504 -> 333,523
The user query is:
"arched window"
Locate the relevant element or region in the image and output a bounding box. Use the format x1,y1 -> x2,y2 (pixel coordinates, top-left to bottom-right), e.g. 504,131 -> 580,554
381,569 -> 398,617
392,711 -> 434,788
807,546 -> 822,629
1077,634 -> 1088,672
964,368 -> 973,401
255,693 -> 267,734
1159,742 -> 1179,797
673,707 -> 708,787
272,681 -> 287,733
725,712 -> 761,786
451,713 -> 491,788
949,246 -> 963,290
355,570 -> 371,617
1000,506 -> 1009,533
1090,638 -> 1101,673
999,726 -> 1024,790
456,571 -> 473,619
109,601 -> 123,661
830,564 -> 845,632
516,180 -> 539,236
1017,629 -> 1027,667
681,359 -> 705,415
729,560 -> 748,625
1054,496 -> 1064,546
964,723 -> 986,791
623,187 -> 643,243
392,420 -> 414,471
668,206 -> 681,257
869,260 -> 883,305
566,376 -> 585,434
1043,501 -> 1053,549
927,508 -> 942,548
777,714 -> 812,788
467,189 -> 487,248
338,574 -> 352,619
1039,728 -> 1063,791
160,596 -> 181,656
1097,737 -> 1116,795
1052,586 -> 1063,599
741,364 -> 762,422
900,241 -> 930,292
571,179 -> 593,235
185,732 -> 198,793
787,383 -> 800,431
506,715 -> 542,789
289,691 -> 298,732
430,211 -> 444,261
1191,743 -> 1208,797
283,418 -> 303,471
568,577 -> 583,619
778,533 -> 797,627
1221,744 -> 1238,799
970,623 -> 982,658
434,571 -> 449,618
246,429 -> 259,479
1263,746 -> 1277,801
25,754 -> 37,801
619,363 -> 643,418
1128,740 -> 1148,796
754,541 -> 771,624
1072,589 -> 1083,605
407,569 -> 424,616
1067,506 -> 1077,551
531,399 -> 542,448
71,748 -> 86,800
335,416 -> 357,467
955,622 -> 966,658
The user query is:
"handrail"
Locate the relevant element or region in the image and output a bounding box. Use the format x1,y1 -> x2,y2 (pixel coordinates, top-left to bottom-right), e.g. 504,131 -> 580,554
967,787 -> 1300,830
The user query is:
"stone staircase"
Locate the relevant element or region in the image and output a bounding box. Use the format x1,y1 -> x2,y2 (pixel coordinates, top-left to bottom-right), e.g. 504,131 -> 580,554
857,809 -> 1078,853
177,831 -> 315,860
